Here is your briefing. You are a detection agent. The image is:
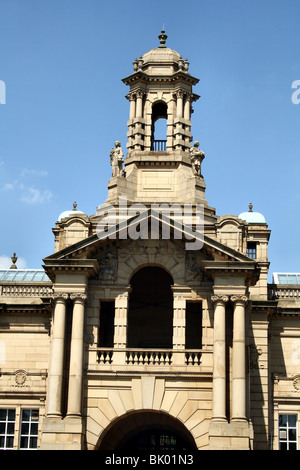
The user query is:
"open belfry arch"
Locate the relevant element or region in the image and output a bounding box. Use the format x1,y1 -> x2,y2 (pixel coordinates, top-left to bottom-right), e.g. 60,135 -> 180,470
2,30 -> 299,452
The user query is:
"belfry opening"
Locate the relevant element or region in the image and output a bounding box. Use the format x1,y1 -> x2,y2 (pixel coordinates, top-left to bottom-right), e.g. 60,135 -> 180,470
151,101 -> 168,151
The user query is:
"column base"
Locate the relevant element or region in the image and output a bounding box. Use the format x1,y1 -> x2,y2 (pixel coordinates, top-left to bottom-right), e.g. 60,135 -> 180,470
209,419 -> 253,450
40,416 -> 84,450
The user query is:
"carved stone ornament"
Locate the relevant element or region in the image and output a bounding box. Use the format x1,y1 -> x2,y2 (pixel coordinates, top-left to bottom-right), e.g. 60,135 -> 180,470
190,141 -> 205,176
231,295 -> 248,304
293,375 -> 300,391
211,295 -> 229,304
52,292 -> 69,302
185,252 -> 202,281
70,293 -> 87,302
14,370 -> 27,387
110,141 -> 124,177
98,251 -> 118,283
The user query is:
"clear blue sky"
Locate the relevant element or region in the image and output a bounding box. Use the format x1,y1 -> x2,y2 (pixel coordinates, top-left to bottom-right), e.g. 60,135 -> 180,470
0,0 -> 299,281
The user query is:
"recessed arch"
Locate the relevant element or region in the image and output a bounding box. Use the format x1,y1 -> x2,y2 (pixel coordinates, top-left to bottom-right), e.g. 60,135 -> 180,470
127,266 -> 173,348
97,410 -> 198,451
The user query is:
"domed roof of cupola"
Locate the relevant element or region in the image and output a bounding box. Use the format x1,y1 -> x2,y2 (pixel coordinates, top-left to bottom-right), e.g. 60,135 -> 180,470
133,30 -> 190,76
239,203 -> 266,224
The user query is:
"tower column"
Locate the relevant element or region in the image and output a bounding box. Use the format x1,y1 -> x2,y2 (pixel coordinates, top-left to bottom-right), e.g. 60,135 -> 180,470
176,90 -> 184,118
136,90 -> 144,118
231,295 -> 248,421
129,93 -> 136,119
211,295 -> 228,421
47,293 -> 68,417
184,93 -> 191,120
66,293 -> 87,417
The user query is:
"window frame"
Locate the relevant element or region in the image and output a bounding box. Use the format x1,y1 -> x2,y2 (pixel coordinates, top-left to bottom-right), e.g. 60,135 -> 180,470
278,413 -> 298,450
0,408 -> 16,450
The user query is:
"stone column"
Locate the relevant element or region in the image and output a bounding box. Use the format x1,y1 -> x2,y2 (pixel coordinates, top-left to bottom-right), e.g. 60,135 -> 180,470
136,90 -> 144,118
47,293 -> 68,417
129,93 -> 136,119
184,94 -> 191,120
231,295 -> 248,421
176,90 -> 184,118
211,295 -> 228,421
66,293 -> 87,417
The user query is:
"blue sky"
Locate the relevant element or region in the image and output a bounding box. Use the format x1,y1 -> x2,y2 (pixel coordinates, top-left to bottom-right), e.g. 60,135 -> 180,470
0,0 -> 299,281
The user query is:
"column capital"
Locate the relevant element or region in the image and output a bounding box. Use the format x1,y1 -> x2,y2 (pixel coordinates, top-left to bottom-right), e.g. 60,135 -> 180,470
52,292 -> 69,302
231,294 -> 248,305
70,293 -> 87,303
136,89 -> 146,99
211,294 -> 229,305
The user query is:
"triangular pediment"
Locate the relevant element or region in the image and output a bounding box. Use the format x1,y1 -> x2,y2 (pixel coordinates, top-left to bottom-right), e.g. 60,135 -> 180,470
44,209 -> 254,264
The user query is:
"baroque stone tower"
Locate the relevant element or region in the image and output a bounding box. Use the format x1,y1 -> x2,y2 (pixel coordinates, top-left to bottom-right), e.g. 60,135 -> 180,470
105,30 -> 212,218
3,31 -> 298,453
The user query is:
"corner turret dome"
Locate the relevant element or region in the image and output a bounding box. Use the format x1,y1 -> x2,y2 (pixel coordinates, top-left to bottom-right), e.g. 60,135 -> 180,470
239,203 -> 266,224
57,202 -> 84,222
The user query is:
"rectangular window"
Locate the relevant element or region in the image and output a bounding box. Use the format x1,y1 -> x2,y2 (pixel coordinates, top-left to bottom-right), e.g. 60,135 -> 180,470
99,301 -> 115,347
185,302 -> 202,349
247,242 -> 256,259
19,409 -> 39,450
279,414 -> 298,450
0,409 -> 15,450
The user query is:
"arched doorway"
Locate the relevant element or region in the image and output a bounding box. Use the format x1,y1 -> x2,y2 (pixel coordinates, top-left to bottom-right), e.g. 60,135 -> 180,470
97,411 -> 197,451
127,266 -> 173,348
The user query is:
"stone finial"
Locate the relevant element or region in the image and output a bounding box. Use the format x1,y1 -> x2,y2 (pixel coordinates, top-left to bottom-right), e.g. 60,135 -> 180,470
249,203 -> 253,212
158,29 -> 167,47
138,56 -> 144,69
178,55 -> 184,70
10,252 -> 18,269
133,58 -> 138,72
73,201 -> 77,211
184,58 -> 189,72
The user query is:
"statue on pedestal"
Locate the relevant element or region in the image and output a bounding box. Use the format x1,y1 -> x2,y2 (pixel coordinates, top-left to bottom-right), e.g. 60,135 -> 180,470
110,141 -> 124,177
190,141 -> 205,176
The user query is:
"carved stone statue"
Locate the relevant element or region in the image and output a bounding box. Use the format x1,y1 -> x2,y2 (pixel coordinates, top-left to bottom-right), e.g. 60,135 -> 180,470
190,141 -> 205,176
110,141 -> 124,177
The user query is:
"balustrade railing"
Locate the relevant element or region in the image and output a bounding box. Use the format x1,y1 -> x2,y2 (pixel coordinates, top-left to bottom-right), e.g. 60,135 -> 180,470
96,347 -> 203,367
268,284 -> 300,300
151,140 -> 167,151
0,284 -> 53,297
126,349 -> 172,365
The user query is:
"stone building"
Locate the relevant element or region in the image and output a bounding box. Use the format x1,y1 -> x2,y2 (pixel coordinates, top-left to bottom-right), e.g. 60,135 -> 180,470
0,31 -> 300,451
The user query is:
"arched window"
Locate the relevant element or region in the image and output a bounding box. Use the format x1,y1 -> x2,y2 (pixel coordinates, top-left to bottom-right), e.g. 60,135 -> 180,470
151,102 -> 167,151
127,266 -> 173,348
